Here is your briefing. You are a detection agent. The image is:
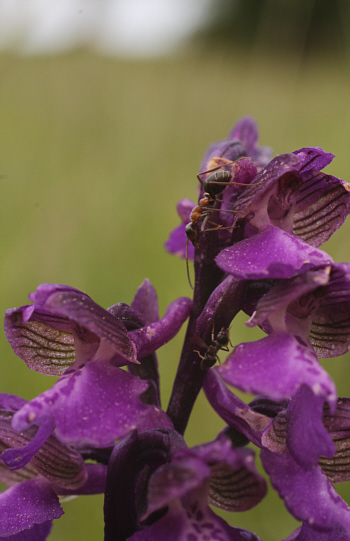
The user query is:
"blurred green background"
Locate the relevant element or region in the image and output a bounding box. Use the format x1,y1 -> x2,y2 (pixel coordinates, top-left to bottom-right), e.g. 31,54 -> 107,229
1,7 -> 350,539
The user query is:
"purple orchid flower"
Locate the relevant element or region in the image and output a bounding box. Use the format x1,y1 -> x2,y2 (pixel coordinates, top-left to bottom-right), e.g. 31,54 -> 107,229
166,118 -> 350,272
204,370 -> 350,539
165,117 -> 272,260
0,393 -> 107,540
162,119 -> 350,540
200,115 -> 273,173
104,428 -> 265,541
4,280 -> 191,447
165,119 -> 350,435
216,263 -> 350,405
3,117 -> 350,540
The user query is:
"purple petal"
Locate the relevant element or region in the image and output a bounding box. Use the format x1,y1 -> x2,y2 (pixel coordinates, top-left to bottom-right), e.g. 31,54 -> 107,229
130,279 -> 159,324
7,521 -> 53,541
231,153 -> 301,222
104,429 -> 186,541
106,302 -> 162,405
131,497 -> 262,541
253,145 -> 274,170
285,521 -> 350,541
216,226 -> 333,280
310,263 -> 350,358
0,410 -> 87,489
145,434 -> 266,518
107,303 -> 145,330
246,267 -> 330,328
0,456 -> 37,489
5,282 -> 141,373
145,455 -> 211,516
200,116 -> 270,174
320,398 -> 350,483
28,283 -> 86,305
228,116 -> 259,155
12,360 -> 152,447
203,371 -> 270,447
260,410 -> 288,454
0,478 -> 63,536
135,407 -> 174,432
200,140 -> 247,174
176,198 -> 195,222
41,287 -> 137,363
323,398 -> 350,438
0,414 -> 55,470
219,157 -> 258,204
261,449 -> 350,531
208,458 -> 266,513
129,297 -> 192,359
165,199 -> 195,259
293,147 -> 335,174
285,386 -> 335,468
217,331 -> 337,405
165,222 -> 194,259
293,170 -> 350,247
193,435 -> 267,512
4,307 -> 76,376
54,463 -> 107,495
0,394 -> 27,412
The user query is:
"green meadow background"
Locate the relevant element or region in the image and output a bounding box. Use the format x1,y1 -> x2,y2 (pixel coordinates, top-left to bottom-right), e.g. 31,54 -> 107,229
1,46 -> 350,540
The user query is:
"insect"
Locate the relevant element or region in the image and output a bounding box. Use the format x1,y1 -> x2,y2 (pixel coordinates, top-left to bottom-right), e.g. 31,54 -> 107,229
185,158 -> 247,287
194,326 -> 231,370
185,157 -> 248,249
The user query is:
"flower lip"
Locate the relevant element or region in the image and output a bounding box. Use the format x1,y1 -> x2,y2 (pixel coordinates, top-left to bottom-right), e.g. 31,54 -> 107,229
217,330 -> 337,407
11,359 -> 153,447
261,448 -> 350,532
0,478 -> 63,537
216,225 -> 334,281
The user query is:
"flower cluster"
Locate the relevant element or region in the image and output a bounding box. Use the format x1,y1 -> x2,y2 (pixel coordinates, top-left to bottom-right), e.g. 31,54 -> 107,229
2,117 -> 350,540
